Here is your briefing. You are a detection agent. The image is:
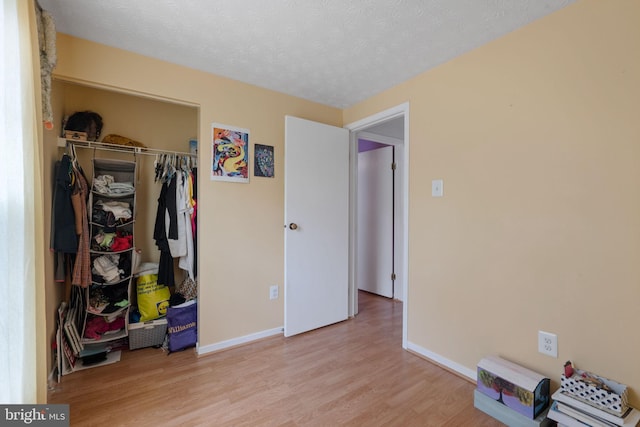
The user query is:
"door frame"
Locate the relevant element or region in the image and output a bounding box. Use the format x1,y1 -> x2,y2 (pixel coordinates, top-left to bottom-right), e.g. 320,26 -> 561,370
345,102 -> 410,349
357,133 -> 404,301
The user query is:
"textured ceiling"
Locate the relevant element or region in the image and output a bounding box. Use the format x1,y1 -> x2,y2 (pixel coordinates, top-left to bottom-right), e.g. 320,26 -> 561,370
38,0 -> 575,109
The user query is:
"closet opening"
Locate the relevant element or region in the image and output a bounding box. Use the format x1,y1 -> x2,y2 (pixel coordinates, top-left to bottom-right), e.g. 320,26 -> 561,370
46,79 -> 200,377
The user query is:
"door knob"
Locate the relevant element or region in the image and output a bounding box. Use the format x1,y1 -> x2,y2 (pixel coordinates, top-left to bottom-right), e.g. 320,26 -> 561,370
289,223 -> 298,230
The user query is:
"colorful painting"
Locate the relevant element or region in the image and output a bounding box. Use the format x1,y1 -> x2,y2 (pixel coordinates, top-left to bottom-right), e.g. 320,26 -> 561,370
477,367 -> 539,419
211,123 -> 249,183
254,144 -> 274,178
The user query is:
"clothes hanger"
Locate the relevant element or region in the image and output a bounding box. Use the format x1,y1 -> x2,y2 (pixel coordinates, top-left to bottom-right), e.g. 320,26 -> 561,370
159,154 -> 169,183
154,154 -> 162,182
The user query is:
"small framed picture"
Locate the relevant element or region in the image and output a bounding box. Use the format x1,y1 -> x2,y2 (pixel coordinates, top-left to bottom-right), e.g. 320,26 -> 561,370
254,144 -> 274,178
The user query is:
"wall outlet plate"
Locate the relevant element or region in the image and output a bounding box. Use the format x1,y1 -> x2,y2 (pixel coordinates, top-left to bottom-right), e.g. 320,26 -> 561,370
269,285 -> 279,300
538,330 -> 558,358
432,179 -> 443,197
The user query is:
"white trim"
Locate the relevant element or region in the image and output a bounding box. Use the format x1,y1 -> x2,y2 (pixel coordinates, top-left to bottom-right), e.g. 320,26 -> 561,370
406,341 -> 477,381
356,132 -> 404,302
344,102 -> 410,349
348,131 -> 359,317
357,131 -> 403,146
197,327 -> 283,355
345,103 -> 409,132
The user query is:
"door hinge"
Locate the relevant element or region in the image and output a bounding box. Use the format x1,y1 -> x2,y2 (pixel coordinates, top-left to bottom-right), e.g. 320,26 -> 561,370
391,273 -> 396,281
391,162 -> 397,170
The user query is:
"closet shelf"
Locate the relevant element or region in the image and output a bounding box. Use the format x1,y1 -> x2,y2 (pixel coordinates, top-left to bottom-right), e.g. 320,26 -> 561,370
89,220 -> 135,228
58,137 -> 196,158
80,158 -> 137,345
91,190 -> 135,198
81,329 -> 128,345
87,304 -> 129,317
90,278 -> 133,287
90,246 -> 134,255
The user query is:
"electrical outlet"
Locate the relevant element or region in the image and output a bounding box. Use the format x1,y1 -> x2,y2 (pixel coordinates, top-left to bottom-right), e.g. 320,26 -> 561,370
538,331 -> 558,358
269,285 -> 279,300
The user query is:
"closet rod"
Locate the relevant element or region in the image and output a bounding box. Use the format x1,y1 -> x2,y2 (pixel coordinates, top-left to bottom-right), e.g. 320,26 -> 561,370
60,138 -> 196,158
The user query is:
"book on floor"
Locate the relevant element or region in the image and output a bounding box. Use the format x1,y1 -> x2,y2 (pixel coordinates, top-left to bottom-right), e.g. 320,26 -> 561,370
547,401 -> 591,427
557,401 -> 619,427
552,390 -> 640,427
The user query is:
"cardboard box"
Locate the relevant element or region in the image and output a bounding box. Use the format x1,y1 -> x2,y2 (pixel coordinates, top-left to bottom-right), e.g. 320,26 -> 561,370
64,130 -> 88,141
477,355 -> 550,419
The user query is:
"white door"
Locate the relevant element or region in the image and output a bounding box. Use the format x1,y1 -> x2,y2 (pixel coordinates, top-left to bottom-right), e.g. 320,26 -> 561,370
284,116 -> 349,337
357,145 -> 394,298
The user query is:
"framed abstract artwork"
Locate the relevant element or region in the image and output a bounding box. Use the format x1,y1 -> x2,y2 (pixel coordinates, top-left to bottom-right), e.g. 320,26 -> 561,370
211,123 -> 250,183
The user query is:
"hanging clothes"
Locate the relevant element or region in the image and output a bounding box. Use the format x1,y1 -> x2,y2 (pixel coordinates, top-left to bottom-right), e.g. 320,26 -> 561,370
70,158 -> 91,287
167,170 -> 187,258
176,170 -> 195,280
153,154 -> 198,284
50,154 -> 78,254
191,167 -> 198,278
153,180 -> 175,287
165,168 -> 179,240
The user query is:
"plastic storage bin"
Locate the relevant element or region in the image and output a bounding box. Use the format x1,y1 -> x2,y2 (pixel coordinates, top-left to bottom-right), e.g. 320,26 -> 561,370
128,318 -> 167,350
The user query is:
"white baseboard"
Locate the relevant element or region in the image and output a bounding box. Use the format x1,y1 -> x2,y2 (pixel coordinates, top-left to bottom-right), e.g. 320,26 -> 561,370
197,327 -> 283,355
406,341 -> 476,381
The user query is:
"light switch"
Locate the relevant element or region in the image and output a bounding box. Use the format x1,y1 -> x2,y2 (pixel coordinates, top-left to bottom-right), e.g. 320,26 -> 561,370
432,179 -> 443,197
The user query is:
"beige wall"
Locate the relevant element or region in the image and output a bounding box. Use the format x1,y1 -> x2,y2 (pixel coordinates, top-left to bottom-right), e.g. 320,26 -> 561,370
345,0 -> 640,406
47,34 -> 342,369
42,69 -> 65,395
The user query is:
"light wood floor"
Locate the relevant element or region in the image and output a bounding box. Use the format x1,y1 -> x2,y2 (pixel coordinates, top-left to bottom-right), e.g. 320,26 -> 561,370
48,291 -> 504,427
